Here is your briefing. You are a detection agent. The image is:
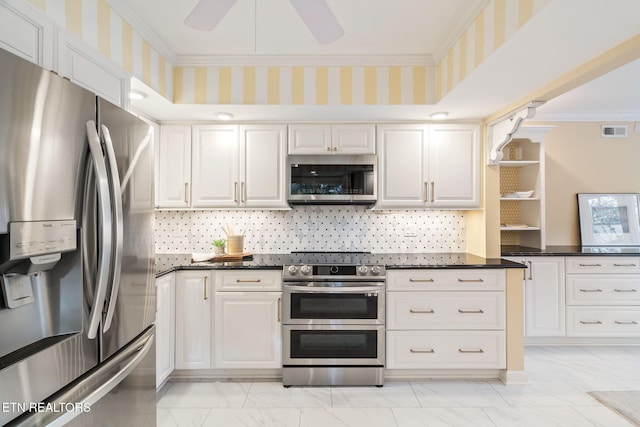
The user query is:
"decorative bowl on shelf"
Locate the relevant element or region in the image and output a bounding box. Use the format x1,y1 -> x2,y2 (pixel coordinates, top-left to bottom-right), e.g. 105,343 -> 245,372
503,190 -> 534,198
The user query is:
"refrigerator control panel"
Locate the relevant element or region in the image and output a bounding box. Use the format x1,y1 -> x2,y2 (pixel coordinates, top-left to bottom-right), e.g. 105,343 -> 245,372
9,220 -> 77,259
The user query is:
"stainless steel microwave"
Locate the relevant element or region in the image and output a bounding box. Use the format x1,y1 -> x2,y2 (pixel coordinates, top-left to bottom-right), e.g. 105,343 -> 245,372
287,155 -> 377,204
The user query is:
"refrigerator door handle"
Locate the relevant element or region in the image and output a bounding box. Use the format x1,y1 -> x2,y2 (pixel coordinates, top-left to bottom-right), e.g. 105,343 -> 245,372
86,121 -> 113,340
101,124 -> 124,333
11,330 -> 155,427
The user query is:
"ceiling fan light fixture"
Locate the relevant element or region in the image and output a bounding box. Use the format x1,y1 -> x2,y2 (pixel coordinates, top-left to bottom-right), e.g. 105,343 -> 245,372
289,0 -> 344,44
184,0 -> 239,31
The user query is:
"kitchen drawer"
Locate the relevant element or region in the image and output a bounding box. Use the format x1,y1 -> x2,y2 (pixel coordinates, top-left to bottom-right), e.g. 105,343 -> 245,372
387,292 -> 505,330
386,330 -> 505,369
216,270 -> 282,291
386,269 -> 505,291
565,257 -> 640,274
566,307 -> 640,337
566,275 -> 640,305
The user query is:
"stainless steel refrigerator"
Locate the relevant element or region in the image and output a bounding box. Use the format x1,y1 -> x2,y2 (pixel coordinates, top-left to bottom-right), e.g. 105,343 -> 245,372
0,47 -> 156,426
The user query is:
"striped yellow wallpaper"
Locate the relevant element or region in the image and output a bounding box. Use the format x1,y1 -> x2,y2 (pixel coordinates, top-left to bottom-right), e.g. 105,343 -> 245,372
436,0 -> 550,102
25,0 -> 549,108
173,65 -> 434,106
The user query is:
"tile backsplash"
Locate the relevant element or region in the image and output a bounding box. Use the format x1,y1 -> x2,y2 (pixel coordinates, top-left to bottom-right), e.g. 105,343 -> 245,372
155,207 -> 465,254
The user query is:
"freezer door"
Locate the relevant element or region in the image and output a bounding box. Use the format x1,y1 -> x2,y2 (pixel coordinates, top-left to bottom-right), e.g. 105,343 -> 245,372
9,326 -> 156,427
97,98 -> 156,360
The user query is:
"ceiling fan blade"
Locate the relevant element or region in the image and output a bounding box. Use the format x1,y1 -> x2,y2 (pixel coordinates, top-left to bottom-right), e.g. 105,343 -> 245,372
289,0 -> 344,44
184,0 -> 239,31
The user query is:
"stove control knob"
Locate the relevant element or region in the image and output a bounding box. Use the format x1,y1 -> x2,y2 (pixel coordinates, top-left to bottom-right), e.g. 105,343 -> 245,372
300,265 -> 311,275
357,265 -> 369,276
287,265 -> 298,275
371,265 -> 381,275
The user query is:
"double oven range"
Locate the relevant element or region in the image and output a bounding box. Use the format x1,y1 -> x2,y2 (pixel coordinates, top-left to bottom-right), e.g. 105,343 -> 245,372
282,253 -> 386,386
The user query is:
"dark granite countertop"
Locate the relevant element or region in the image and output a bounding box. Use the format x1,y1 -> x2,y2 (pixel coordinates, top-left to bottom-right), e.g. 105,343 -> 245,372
155,252 -> 525,277
502,245 -> 640,257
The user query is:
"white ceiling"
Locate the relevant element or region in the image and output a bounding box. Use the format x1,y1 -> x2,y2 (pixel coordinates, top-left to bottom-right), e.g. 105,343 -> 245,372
119,0 -> 640,123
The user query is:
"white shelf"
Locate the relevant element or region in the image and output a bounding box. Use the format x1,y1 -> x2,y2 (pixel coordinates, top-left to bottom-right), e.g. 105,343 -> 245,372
500,197 -> 540,201
499,160 -> 539,168
501,226 -> 541,231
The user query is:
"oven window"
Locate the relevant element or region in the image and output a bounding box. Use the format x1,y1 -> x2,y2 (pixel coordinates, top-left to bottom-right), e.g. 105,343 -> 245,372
289,330 -> 378,359
290,164 -> 374,196
291,293 -> 377,319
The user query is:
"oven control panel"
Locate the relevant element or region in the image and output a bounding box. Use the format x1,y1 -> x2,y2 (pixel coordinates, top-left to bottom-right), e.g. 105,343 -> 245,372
283,264 -> 385,279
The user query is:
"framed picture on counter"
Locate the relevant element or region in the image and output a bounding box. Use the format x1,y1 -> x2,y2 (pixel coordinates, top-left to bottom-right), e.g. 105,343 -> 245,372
578,193 -> 640,246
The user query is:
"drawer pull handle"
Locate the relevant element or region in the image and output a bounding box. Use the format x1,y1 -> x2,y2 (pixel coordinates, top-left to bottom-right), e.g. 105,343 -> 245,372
579,263 -> 602,267
236,279 -> 261,283
614,263 -> 637,267
614,320 -> 638,325
579,320 -> 602,325
409,278 -> 434,283
410,348 -> 435,354
579,288 -> 603,293
458,279 -> 484,283
458,309 -> 484,314
410,309 -> 435,314
458,349 -> 484,353
614,289 -> 638,293
203,276 -> 208,300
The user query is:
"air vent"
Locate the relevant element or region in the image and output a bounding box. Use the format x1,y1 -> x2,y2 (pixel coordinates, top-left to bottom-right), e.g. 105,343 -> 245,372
601,125 -> 628,138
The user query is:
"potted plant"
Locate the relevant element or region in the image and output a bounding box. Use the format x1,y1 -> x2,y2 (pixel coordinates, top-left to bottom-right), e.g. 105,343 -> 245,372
212,238 -> 226,255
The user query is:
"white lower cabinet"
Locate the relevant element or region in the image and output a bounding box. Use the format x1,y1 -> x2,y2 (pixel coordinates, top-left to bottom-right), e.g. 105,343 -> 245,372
174,271 -> 213,370
386,269 -> 506,370
565,256 -> 640,337
213,270 -> 282,369
155,273 -> 175,388
504,256 -> 565,337
214,292 -> 282,368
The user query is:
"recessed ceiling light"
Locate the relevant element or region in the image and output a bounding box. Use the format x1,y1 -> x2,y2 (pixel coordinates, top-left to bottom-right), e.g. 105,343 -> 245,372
129,90 -> 147,100
215,112 -> 234,121
429,112 -> 449,120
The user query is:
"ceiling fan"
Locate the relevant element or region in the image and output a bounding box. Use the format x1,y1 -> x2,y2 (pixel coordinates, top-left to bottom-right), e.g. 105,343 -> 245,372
184,0 -> 344,44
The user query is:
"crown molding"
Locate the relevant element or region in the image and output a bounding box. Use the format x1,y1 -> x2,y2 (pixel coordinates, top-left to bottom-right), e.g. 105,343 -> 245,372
175,54 -> 435,67
106,0 -> 177,64
530,111 -> 640,122
433,0 -> 491,64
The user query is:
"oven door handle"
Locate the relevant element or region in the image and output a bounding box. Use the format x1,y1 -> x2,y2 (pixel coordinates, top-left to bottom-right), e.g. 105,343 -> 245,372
283,285 -> 384,293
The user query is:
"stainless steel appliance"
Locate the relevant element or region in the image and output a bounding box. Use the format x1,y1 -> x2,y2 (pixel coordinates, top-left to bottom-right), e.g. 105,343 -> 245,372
0,47 -> 156,426
287,155 -> 377,204
282,253 -> 386,386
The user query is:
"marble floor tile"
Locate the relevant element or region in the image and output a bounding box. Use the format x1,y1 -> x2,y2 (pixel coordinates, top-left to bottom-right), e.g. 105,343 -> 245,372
330,381 -> 420,408
392,407 -> 496,427
156,381 -> 250,408
244,382 -> 331,408
576,406 -> 636,427
524,346 -> 599,361
299,408 -> 397,427
490,380 -> 600,407
409,380 -> 509,408
156,408 -> 210,427
582,345 -> 640,361
202,408 -> 301,427
482,406 -> 596,427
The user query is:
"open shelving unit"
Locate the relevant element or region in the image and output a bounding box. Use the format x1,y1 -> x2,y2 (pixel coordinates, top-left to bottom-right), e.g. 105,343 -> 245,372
499,126 -> 553,249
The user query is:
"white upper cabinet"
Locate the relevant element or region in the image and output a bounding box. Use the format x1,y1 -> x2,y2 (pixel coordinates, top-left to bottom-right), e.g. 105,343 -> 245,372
240,124 -> 288,208
191,125 -> 239,208
377,124 -> 429,208
428,124 -> 480,208
288,124 -> 375,155
157,125 -> 191,208
0,0 -> 53,69
157,124 -> 287,209
377,124 -> 480,209
56,31 -> 129,108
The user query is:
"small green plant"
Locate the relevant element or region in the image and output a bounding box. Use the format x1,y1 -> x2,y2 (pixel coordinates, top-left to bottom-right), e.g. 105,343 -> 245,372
212,238 -> 226,248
